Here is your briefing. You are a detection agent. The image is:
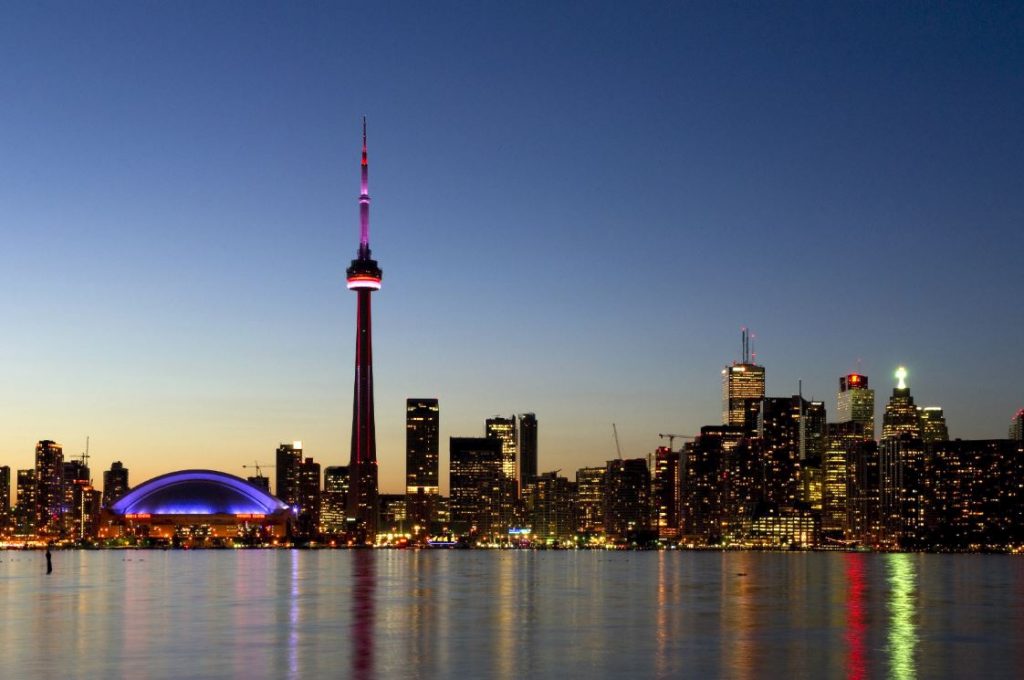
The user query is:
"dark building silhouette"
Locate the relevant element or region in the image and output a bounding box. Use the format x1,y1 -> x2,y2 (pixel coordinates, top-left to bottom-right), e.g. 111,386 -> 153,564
405,398 -> 439,530
296,457 -> 321,537
682,425 -> 747,544
604,458 -> 651,541
345,120 -> 383,539
0,466 -> 9,524
35,440 -> 64,534
518,413 -> 538,488
275,441 -> 303,508
14,469 -> 37,535
449,437 -> 505,538
102,461 -> 129,508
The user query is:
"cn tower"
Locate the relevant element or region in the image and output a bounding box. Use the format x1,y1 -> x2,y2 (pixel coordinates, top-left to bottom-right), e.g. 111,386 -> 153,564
345,117 -> 382,539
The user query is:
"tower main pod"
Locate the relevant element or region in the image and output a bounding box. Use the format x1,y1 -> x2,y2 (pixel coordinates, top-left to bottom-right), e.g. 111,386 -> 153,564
345,118 -> 381,539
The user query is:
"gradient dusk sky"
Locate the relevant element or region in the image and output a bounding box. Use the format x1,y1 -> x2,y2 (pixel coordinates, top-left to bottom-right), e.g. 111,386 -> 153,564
2,2 -> 1022,493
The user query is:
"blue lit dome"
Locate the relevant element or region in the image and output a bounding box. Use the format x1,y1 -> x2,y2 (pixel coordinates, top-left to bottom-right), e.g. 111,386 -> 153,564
110,470 -> 289,516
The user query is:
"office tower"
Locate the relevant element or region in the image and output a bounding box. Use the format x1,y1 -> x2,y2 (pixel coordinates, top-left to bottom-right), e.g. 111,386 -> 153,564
604,458 -> 651,540
881,367 -> 922,442
722,329 -> 766,435
62,459 -> 91,536
879,434 -> 925,548
575,466 -> 606,535
485,416 -> 518,481
449,437 -> 506,537
652,447 -> 680,539
321,466 -> 350,535
0,466 -> 9,522
820,436 -> 848,534
296,457 -> 321,537
15,469 -> 37,534
379,494 -> 408,532
102,461 -> 129,507
525,472 -> 576,544
345,119 -> 383,539
1010,409 -> 1024,441
837,373 -> 875,440
405,398 -> 439,529
760,396 -> 816,507
918,407 -> 949,443
518,413 -> 538,487
275,442 -> 303,507
35,440 -> 64,534
843,432 -> 881,545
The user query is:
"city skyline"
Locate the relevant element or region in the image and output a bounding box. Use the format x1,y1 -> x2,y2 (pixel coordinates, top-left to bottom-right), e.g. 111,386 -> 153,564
2,3 -> 1022,492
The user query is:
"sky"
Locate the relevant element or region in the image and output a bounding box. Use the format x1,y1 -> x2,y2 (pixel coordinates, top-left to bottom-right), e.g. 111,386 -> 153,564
1,2 -> 1022,494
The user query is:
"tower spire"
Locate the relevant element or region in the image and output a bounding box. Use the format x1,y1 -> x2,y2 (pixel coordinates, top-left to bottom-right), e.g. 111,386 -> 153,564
359,116 -> 370,253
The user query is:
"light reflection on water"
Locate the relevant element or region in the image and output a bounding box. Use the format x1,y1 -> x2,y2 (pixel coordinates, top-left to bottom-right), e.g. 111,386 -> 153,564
0,550 -> 1019,678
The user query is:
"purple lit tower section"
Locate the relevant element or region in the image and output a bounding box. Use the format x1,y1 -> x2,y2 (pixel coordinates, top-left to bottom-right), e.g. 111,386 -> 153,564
345,118 -> 382,538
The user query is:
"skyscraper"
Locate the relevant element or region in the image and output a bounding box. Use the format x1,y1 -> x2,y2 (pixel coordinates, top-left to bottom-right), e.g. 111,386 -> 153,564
35,440 -> 64,534
524,471 -> 575,544
881,367 -> 922,442
485,416 -> 518,482
518,413 -> 538,488
321,465 -> 350,535
405,398 -> 439,529
275,441 -> 303,507
604,458 -> 651,541
449,437 -> 506,538
0,466 -> 9,524
575,466 -> 606,535
652,447 -> 680,539
15,469 -> 37,535
837,373 -> 875,439
918,406 -> 949,442
722,329 -> 765,435
62,458 -> 90,536
345,119 -> 383,539
102,461 -> 129,508
297,457 -> 321,537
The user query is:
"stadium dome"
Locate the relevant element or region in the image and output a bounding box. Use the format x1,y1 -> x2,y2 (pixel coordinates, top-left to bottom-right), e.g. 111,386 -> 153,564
110,469 -> 289,516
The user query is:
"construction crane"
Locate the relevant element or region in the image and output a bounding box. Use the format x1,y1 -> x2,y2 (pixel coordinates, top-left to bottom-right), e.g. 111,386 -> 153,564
658,433 -> 697,452
242,461 -> 276,479
612,423 -> 623,460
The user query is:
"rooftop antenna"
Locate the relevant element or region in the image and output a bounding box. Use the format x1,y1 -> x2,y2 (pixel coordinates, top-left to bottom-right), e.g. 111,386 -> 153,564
741,327 -> 749,364
750,331 -> 757,365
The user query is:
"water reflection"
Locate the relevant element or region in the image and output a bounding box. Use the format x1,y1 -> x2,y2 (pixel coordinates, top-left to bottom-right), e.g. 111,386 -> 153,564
351,550 -> 376,679
844,554 -> 867,680
886,554 -> 918,680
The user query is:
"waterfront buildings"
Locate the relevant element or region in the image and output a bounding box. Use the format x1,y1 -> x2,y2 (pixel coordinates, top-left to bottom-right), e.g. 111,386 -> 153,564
321,465 -> 350,535
575,466 -> 606,534
604,458 -> 651,540
297,457 -> 321,537
524,471 -> 575,544
652,447 -> 680,539
275,441 -> 303,508
449,437 -> 505,537
35,440 -> 64,535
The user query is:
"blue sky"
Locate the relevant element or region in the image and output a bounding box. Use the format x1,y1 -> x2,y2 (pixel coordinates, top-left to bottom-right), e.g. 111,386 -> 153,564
1,2 -> 1022,491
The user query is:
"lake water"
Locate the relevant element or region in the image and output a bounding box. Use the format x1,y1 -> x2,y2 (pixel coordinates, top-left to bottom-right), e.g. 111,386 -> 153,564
2,550 -> 1022,678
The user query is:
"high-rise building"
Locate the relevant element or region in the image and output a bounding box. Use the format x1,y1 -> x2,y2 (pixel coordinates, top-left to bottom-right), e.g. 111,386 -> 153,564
918,407 -> 949,443
844,433 -> 881,545
296,457 -> 321,537
652,447 -> 680,539
0,466 -> 9,523
759,396 -> 825,507
837,373 -> 875,440
575,466 -> 606,535
379,494 -> 408,532
102,461 -> 129,508
275,441 -> 303,508
525,471 -> 575,544
682,425 -> 747,544
518,413 -> 538,487
321,465 -> 350,535
62,459 -> 91,536
722,329 -> 766,436
15,469 -> 37,535
604,458 -> 651,541
1010,409 -> 1024,441
405,398 -> 439,529
879,434 -> 926,548
485,416 -> 518,482
35,440 -> 64,534
881,367 -> 922,442
345,119 -> 383,539
449,437 -> 506,538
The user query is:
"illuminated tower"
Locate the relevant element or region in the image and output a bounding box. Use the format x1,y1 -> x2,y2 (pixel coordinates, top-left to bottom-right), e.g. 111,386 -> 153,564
880,367 -> 921,442
722,329 -> 765,435
837,373 -> 875,440
345,118 -> 383,538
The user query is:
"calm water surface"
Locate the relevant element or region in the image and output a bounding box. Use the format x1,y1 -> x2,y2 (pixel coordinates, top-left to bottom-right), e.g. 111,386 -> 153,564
2,550 -> 1022,678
